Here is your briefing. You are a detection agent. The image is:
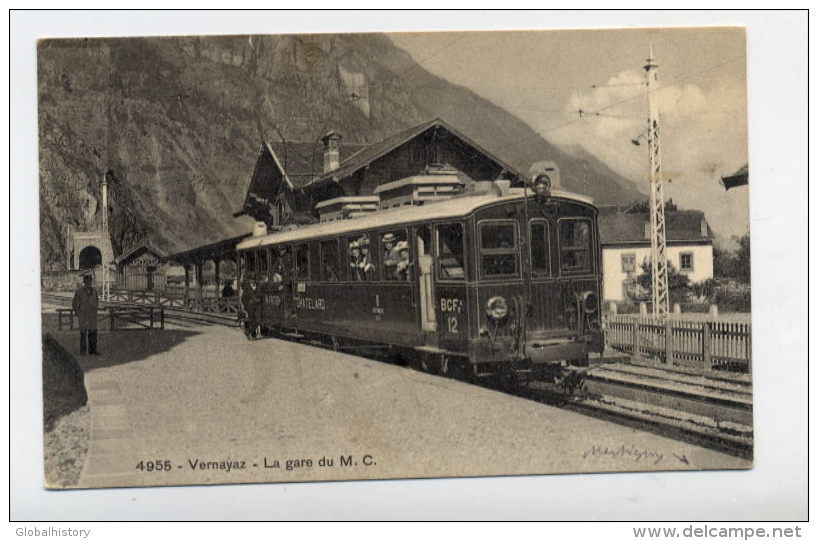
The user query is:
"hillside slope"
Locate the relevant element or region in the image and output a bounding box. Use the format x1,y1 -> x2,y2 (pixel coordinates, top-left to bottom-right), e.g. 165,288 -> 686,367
38,33 -> 643,271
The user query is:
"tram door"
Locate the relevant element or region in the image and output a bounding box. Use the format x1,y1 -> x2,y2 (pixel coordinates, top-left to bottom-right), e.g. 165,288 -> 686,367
416,225 -> 437,334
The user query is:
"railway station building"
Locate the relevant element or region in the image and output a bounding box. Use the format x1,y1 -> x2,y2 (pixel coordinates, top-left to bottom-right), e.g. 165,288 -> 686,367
235,118 -> 524,226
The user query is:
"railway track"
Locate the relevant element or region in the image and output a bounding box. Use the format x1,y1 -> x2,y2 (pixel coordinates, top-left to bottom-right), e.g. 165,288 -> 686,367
523,362 -> 753,459
42,291 -> 752,457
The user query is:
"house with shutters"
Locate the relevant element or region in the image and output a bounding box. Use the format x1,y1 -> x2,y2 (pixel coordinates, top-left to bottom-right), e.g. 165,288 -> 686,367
235,118 -> 524,226
598,206 -> 715,302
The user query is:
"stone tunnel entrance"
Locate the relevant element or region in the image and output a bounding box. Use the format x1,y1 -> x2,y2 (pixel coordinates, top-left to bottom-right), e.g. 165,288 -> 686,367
78,245 -> 102,270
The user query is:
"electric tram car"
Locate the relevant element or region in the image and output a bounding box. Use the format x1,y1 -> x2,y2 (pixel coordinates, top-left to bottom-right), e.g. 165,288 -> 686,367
236,177 -> 604,384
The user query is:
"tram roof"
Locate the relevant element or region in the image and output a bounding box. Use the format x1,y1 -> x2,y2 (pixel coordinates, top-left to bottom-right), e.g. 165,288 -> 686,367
237,189 -> 594,250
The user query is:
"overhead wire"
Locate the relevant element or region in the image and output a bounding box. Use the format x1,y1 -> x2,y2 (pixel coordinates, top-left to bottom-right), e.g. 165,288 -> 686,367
493,54 -> 745,152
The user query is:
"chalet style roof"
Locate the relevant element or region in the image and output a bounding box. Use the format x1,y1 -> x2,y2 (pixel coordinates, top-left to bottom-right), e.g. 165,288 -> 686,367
265,140 -> 368,187
114,244 -> 165,266
302,118 -> 524,190
598,209 -> 714,246
238,140 -> 367,216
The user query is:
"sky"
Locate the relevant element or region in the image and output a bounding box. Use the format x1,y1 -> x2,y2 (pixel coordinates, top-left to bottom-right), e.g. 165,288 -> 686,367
390,27 -> 749,240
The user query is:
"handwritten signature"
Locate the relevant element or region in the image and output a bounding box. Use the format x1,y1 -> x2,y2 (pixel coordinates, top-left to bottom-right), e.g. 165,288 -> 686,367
581,444 -> 665,465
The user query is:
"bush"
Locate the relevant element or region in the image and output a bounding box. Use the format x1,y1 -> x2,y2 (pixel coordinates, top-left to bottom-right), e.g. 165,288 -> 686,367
713,282 -> 752,312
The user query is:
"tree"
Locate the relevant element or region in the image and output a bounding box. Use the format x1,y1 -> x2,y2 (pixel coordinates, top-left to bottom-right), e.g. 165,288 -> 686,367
634,259 -> 691,305
734,231 -> 751,283
713,230 -> 751,284
713,245 -> 737,279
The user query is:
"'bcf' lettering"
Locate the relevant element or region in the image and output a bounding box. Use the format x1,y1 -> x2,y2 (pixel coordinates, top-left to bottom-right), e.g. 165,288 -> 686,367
440,298 -> 462,313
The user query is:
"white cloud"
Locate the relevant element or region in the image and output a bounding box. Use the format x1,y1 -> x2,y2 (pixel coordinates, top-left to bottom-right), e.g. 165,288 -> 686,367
549,69 -> 749,238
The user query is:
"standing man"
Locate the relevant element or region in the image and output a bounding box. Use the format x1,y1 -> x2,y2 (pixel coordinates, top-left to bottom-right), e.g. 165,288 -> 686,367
240,281 -> 263,340
72,273 -> 100,355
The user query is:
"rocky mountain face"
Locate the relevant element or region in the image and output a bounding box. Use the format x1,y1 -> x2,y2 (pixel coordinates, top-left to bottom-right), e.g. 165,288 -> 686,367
38,33 -> 643,271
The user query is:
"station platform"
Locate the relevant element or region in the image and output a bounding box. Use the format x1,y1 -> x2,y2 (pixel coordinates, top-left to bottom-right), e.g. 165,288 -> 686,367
43,318 -> 750,489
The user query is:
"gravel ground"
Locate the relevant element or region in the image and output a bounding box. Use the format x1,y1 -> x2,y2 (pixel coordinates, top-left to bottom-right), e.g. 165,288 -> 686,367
46,322 -> 748,489
42,336 -> 90,488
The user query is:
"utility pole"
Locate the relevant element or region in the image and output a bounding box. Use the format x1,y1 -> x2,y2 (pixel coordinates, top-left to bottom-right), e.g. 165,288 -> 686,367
644,44 -> 669,317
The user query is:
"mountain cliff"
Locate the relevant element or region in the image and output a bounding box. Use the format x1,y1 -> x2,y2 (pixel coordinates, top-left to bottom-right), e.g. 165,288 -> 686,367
38,33 -> 643,271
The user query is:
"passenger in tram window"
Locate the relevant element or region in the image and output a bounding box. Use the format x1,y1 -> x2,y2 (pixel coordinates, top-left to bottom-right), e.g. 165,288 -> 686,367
273,246 -> 291,286
395,241 -> 411,281
274,246 -> 295,317
382,232 -> 400,278
323,262 -> 339,282
348,240 -> 362,281
358,236 -> 375,281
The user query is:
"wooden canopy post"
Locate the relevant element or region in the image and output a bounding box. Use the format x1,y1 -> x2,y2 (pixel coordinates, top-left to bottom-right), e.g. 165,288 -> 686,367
183,264 -> 191,307
214,258 -> 221,297
236,252 -> 242,300
195,261 -> 204,301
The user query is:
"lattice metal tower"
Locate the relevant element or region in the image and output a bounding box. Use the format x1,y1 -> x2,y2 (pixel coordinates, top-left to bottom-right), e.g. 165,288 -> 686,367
644,44 -> 669,317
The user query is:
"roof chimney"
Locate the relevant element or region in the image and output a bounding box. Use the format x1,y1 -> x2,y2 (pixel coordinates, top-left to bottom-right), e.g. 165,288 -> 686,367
701,219 -> 709,237
321,131 -> 342,173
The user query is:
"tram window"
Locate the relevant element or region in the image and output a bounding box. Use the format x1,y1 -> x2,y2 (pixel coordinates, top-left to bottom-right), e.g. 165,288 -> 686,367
257,248 -> 269,281
479,222 -> 518,278
436,223 -> 466,280
320,240 -> 340,282
347,234 -> 376,281
270,246 -> 291,284
381,229 -> 410,281
309,243 -> 321,282
559,219 -> 592,274
243,251 -> 256,281
530,221 -> 551,275
294,244 -> 310,281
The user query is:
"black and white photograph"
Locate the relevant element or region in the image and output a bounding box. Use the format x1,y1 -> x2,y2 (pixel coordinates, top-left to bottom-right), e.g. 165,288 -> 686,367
34,25 -> 756,490
10,9 -> 808,524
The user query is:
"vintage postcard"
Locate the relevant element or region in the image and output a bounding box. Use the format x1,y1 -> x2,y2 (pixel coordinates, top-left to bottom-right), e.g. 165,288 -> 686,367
38,27 -> 752,490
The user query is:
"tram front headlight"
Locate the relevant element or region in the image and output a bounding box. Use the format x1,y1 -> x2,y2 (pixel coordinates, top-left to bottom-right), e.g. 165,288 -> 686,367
580,291 -> 599,314
531,174 -> 552,197
485,296 -> 509,321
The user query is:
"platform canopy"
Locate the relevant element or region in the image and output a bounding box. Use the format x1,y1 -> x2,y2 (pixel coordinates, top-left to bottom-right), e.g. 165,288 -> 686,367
166,233 -> 251,266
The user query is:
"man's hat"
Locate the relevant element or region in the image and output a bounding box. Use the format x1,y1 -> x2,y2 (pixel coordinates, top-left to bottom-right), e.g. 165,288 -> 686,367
395,241 -> 409,252
349,240 -> 360,249
382,233 -> 396,243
